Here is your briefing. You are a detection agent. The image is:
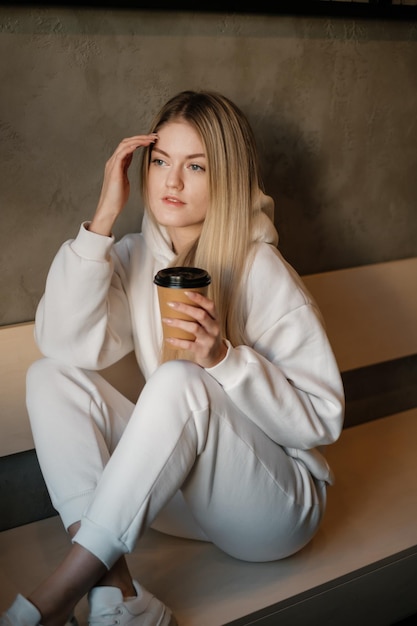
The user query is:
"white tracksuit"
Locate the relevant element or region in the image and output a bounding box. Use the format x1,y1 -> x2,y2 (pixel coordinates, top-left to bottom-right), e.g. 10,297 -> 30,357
27,199 -> 344,568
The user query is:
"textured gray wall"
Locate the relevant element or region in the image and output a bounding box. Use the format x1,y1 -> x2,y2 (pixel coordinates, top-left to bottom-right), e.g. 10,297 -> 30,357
1,8 -> 416,325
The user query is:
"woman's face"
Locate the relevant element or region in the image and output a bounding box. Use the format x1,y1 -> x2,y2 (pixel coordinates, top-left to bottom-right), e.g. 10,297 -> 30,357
147,120 -> 209,254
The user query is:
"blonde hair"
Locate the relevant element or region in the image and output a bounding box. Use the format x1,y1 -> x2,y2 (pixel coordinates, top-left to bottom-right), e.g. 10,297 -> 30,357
140,90 -> 264,358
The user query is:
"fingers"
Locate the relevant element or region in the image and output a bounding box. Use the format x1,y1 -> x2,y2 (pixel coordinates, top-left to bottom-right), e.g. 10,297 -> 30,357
165,292 -> 217,335
116,134 -> 158,151
183,290 -> 215,311
107,134 -> 158,168
118,133 -> 158,151
92,134 -> 158,236
161,292 -> 227,368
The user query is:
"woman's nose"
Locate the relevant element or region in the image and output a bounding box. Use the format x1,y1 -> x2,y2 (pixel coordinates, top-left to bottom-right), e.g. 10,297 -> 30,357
166,166 -> 183,190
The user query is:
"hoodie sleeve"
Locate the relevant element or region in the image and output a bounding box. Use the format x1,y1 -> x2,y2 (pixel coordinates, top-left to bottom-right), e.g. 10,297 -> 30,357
34,222 -> 134,369
206,244 -> 345,452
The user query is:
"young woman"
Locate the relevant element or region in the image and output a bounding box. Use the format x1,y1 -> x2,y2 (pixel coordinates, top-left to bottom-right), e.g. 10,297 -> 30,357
1,90 -> 344,626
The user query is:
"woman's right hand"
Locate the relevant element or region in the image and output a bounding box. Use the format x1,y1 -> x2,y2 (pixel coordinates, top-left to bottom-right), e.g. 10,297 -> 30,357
89,134 -> 158,236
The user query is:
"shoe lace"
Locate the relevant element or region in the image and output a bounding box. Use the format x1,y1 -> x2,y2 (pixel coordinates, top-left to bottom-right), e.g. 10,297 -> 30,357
89,607 -> 124,626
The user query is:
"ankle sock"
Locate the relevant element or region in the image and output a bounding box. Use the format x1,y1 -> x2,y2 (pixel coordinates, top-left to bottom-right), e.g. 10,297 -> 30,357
1,595 -> 41,626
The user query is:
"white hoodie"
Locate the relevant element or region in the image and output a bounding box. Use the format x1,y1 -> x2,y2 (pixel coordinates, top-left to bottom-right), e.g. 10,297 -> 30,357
34,194 -> 345,484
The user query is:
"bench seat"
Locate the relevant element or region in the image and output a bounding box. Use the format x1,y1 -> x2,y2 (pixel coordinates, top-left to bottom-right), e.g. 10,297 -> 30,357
1,408 -> 416,625
1,256 -> 417,624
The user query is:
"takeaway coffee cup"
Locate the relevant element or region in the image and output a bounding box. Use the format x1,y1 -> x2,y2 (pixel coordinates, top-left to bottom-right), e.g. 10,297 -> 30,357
154,267 -> 211,341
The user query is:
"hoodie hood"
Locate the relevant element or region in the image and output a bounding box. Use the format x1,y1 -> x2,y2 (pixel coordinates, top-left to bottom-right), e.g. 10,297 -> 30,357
141,212 -> 177,266
251,189 -> 279,247
141,188 -> 278,262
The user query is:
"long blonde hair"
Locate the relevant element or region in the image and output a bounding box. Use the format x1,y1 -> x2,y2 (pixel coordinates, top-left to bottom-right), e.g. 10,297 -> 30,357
140,90 -> 264,356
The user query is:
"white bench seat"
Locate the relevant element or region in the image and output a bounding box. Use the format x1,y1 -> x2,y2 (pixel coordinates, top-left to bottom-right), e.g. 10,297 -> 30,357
1,408 -> 416,625
1,256 -> 417,624
2,256 -> 417,456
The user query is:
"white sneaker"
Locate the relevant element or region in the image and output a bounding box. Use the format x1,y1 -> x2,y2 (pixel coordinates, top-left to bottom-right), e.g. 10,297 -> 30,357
0,594 -> 78,626
88,580 -> 177,626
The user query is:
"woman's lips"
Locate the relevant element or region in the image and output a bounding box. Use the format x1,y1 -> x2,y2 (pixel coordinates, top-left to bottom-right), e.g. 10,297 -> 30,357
163,196 -> 184,205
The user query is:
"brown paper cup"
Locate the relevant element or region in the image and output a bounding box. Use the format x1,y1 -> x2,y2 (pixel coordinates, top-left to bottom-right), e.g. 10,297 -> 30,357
154,267 -> 211,341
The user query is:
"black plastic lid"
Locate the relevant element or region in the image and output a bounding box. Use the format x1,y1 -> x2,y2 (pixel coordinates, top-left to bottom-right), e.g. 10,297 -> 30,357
153,266 -> 211,289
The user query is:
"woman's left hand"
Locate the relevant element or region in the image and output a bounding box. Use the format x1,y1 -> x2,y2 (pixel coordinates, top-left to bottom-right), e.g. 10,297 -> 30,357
162,291 -> 228,369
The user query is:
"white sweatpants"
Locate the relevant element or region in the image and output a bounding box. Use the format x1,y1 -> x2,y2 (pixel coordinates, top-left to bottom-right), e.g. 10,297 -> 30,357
26,358 -> 326,569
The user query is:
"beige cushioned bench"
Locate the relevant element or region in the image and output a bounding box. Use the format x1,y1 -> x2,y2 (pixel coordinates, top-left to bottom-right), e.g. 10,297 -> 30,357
1,257 -> 416,624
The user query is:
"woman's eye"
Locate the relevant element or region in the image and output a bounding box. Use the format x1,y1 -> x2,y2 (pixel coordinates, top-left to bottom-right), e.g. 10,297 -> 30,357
190,163 -> 205,172
151,158 -> 166,167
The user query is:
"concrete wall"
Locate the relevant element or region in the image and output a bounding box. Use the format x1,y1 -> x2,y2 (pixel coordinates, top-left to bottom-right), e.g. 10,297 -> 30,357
1,7 -> 416,325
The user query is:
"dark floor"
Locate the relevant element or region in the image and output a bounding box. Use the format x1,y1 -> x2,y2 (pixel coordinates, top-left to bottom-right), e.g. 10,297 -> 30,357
393,614 -> 417,625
